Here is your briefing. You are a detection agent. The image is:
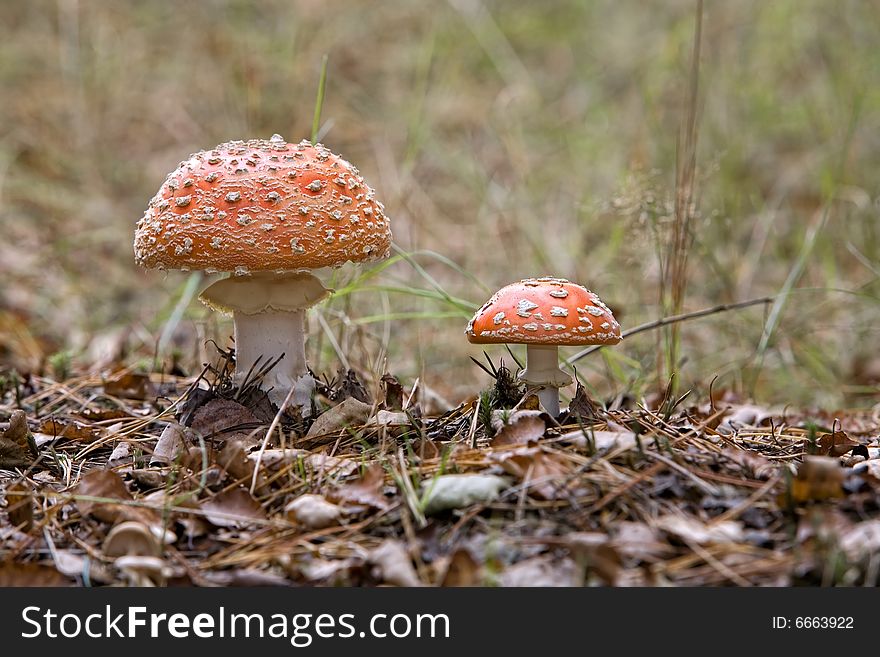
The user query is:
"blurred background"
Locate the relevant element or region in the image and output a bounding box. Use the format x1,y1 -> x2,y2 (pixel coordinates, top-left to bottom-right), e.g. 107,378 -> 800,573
1,0 -> 878,409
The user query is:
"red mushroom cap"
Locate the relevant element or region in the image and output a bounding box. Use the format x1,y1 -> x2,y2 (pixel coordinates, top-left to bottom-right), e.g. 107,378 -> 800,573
466,277 -> 621,345
134,136 -> 392,273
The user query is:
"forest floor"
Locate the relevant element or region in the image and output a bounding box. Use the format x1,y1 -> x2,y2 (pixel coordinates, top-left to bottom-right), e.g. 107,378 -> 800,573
2,352 -> 879,588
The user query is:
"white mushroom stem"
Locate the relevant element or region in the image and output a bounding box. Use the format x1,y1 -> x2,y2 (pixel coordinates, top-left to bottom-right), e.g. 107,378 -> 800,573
199,272 -> 331,416
233,308 -> 312,410
519,345 -> 572,417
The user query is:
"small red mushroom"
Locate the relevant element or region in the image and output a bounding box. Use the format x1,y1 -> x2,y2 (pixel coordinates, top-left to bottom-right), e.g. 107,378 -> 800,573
466,277 -> 621,416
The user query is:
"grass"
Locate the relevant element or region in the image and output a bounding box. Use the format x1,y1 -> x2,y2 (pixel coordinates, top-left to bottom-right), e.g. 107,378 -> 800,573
0,0 -> 878,408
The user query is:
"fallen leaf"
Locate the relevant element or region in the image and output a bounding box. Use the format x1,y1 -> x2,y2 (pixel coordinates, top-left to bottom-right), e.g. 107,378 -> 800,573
39,417 -> 100,441
722,447 -> 776,479
838,520 -> 880,562
128,468 -> 167,489
611,521 -> 673,561
563,533 -> 622,585
566,383 -> 598,421
371,410 -> 413,438
248,449 -> 359,478
150,422 -> 187,465
103,371 -> 154,401
292,557 -> 363,585
306,397 -> 373,439
490,409 -> 552,446
190,398 -> 261,441
420,473 -> 508,514
500,555 -> 581,587
285,494 -> 342,529
369,539 -> 421,586
201,486 -> 266,528
75,469 -> 133,522
0,436 -> 32,470
6,480 -> 34,531
0,562 -> 71,586
656,514 -> 744,545
108,441 -> 131,466
491,447 -> 572,500
336,368 -> 371,404
560,427 -> 649,452
381,374 -> 404,411
52,550 -> 113,584
789,456 -> 846,503
218,439 -> 268,493
817,430 -> 868,459
329,464 -> 389,510
3,409 -> 30,447
716,403 -> 776,434
438,548 -> 482,587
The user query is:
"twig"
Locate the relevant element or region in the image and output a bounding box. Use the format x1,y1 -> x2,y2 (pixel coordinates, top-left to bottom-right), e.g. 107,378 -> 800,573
249,385 -> 297,495
564,295 -> 774,367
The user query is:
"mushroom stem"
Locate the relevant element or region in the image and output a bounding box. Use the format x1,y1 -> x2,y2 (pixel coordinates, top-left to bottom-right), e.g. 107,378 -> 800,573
520,345 -> 572,417
200,272 -> 331,417
233,309 -> 313,412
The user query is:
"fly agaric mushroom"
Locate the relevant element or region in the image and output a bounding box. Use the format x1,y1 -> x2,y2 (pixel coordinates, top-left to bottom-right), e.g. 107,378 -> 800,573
466,277 -> 621,416
134,135 -> 392,414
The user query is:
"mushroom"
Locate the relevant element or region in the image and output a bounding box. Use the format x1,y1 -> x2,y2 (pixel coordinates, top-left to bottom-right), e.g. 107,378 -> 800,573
134,135 -> 392,414
103,521 -> 165,587
103,520 -> 160,558
465,277 -> 621,416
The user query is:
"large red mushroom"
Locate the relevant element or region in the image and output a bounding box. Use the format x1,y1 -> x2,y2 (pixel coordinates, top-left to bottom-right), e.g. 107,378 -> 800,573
135,135 -> 392,414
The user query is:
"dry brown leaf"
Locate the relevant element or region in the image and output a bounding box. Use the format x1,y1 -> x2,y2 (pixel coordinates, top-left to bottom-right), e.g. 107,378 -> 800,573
190,398 -> 261,441
150,422 -> 187,465
39,417 -> 100,441
3,410 -> 29,447
788,456 -> 846,503
439,548 -> 482,587
201,486 -> 266,528
0,561 -> 71,586
817,430 -> 868,458
491,446 -> 571,500
248,449 -> 359,478
328,464 -> 389,510
103,371 -> 154,400
52,550 -> 113,584
0,437 -> 31,470
656,514 -> 744,545
563,533 -> 623,585
716,403 -> 776,434
722,447 -> 776,479
500,555 -> 581,587
371,410 -> 413,438
306,397 -> 373,439
108,441 -> 131,466
218,439 -> 268,493
490,409 -> 552,446
611,521 -> 673,562
75,469 -> 133,522
369,539 -> 421,587
560,427 -> 649,452
420,473 -> 508,514
285,494 -> 342,529
838,520 -> 880,562
6,480 -> 33,532
566,383 -> 598,421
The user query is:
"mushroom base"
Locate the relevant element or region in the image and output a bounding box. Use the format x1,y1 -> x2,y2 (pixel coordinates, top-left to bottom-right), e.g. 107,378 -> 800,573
233,309 -> 314,415
519,344 -> 572,417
